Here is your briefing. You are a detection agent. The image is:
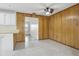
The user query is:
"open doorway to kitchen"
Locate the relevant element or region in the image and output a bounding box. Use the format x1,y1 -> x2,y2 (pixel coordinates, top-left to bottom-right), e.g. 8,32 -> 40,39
25,17 -> 39,48
15,17 -> 39,50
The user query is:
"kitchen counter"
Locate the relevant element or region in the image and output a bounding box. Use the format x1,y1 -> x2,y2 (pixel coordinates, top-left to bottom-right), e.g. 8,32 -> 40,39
0,25 -> 19,34
0,29 -> 19,34
0,25 -> 19,51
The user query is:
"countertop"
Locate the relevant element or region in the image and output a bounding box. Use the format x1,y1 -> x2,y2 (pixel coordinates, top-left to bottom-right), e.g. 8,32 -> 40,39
0,25 -> 19,34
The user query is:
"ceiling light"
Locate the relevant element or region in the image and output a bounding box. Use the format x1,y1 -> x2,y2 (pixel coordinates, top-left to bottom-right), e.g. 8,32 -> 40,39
46,12 -> 50,15
44,7 -> 54,16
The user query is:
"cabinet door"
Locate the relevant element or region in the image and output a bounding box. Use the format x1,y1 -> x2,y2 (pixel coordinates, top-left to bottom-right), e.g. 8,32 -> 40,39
10,14 -> 16,25
0,13 -> 5,25
5,13 -> 11,25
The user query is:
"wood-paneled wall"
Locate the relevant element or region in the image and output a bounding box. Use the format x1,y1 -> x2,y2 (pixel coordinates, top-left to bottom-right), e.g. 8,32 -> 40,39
39,16 -> 49,39
13,12 -> 49,45
49,4 -> 79,49
16,13 -> 25,42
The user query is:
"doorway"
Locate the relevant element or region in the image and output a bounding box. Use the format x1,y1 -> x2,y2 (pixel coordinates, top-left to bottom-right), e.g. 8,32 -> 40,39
25,17 -> 39,48
15,17 -> 39,50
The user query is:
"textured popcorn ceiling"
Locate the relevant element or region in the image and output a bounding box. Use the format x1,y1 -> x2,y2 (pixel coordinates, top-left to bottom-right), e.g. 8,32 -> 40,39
0,3 -> 76,16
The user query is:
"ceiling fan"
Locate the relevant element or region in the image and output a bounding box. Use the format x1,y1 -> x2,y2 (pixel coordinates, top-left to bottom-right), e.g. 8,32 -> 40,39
44,7 -> 54,15
31,3 -> 55,16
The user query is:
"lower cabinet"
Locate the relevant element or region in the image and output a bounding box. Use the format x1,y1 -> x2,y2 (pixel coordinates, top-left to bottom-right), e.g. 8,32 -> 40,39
0,34 -> 13,51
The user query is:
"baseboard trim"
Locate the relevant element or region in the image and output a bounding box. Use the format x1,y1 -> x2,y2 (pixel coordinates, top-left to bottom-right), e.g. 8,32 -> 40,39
49,39 -> 79,50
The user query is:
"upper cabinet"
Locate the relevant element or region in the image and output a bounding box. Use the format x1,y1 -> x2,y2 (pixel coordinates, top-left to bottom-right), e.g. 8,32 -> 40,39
0,12 -> 5,25
10,14 -> 16,25
5,13 -> 11,25
0,12 -> 16,25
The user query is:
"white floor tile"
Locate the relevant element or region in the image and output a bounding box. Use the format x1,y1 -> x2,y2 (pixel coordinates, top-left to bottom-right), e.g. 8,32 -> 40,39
0,39 -> 79,56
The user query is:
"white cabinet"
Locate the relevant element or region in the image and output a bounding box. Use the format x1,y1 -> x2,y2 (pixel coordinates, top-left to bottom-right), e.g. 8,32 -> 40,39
5,13 -> 11,25
0,34 -> 13,51
0,13 -> 5,25
10,14 -> 16,25
0,12 -> 16,25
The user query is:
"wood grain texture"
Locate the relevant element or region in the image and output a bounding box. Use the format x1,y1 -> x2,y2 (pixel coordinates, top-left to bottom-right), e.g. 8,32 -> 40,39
39,16 -> 44,40
16,12 -> 25,42
49,4 -> 79,49
43,16 -> 49,39
13,12 -> 49,46
13,33 -> 17,50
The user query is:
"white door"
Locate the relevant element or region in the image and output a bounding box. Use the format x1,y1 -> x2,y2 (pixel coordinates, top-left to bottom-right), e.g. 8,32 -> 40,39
25,17 -> 39,48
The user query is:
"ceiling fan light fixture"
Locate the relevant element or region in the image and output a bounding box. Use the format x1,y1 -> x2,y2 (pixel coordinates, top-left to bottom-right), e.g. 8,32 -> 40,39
44,7 -> 49,12
45,12 -> 50,15
50,9 -> 54,13
44,7 -> 54,16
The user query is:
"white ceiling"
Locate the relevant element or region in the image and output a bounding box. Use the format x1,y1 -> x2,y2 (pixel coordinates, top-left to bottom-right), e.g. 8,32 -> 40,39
0,3 -> 77,16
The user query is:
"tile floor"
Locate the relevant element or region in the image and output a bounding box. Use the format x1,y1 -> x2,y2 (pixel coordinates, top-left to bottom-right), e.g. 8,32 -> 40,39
0,39 -> 79,56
